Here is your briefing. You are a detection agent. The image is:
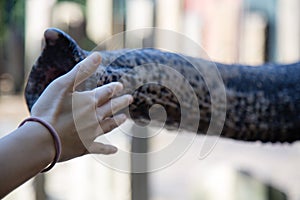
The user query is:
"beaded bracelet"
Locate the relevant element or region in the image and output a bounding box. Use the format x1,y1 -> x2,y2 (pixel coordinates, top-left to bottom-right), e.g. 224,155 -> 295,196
19,117 -> 62,173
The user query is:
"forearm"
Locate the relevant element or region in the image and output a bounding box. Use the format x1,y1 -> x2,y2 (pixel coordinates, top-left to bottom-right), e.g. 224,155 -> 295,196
0,122 -> 55,198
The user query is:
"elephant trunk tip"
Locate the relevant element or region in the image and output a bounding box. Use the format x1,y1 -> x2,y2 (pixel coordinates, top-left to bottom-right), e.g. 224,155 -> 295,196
44,28 -> 60,46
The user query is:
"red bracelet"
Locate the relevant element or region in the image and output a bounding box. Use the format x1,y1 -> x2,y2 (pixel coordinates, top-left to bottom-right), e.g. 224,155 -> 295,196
19,117 -> 62,173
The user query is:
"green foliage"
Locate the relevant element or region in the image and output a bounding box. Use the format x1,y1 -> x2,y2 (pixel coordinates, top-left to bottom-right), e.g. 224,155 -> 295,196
0,0 -> 25,41
0,0 -> 7,40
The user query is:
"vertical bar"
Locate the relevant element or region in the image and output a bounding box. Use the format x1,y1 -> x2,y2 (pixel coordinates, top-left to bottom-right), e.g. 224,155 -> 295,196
126,1 -> 155,199
112,0 -> 126,34
131,125 -> 149,200
125,0 -> 154,48
86,0 -> 113,43
34,174 -> 47,200
155,0 -> 182,51
25,0 -> 56,74
277,0 -> 300,63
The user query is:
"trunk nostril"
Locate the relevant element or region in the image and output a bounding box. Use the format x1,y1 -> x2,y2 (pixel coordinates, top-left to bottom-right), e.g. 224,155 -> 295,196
44,29 -> 59,46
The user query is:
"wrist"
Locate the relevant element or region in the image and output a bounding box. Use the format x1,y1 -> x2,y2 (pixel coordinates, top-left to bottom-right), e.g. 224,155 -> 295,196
21,122 -> 56,166
19,117 -> 62,172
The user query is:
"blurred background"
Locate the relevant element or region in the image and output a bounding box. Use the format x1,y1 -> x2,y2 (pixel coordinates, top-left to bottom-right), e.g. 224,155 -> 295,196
0,0 -> 300,199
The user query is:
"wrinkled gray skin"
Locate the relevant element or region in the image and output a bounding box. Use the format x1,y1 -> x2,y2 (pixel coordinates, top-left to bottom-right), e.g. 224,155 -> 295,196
25,28 -> 300,143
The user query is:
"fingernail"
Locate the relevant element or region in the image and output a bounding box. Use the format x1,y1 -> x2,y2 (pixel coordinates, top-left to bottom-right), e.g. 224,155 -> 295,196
90,53 -> 101,64
116,82 -> 124,90
111,146 -> 118,153
128,95 -> 134,103
111,82 -> 123,95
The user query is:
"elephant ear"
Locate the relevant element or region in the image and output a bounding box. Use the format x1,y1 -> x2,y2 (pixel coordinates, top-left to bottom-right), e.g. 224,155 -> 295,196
25,28 -> 88,111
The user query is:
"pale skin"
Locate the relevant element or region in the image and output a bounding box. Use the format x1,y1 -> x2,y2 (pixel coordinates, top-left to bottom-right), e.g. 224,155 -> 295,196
0,53 -> 133,198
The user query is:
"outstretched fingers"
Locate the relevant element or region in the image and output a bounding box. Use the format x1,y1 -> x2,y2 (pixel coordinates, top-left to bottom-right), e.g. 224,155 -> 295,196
58,52 -> 102,90
95,82 -> 124,106
97,94 -> 133,120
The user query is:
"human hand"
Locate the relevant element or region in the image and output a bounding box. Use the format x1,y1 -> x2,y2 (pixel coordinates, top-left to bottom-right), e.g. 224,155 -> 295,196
30,53 -> 133,162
